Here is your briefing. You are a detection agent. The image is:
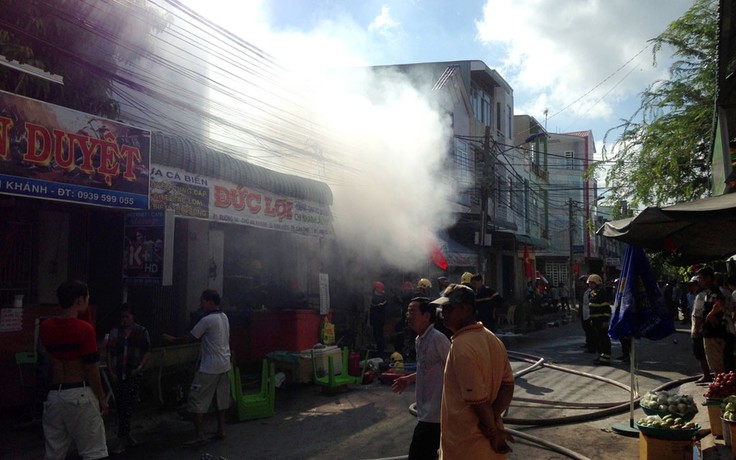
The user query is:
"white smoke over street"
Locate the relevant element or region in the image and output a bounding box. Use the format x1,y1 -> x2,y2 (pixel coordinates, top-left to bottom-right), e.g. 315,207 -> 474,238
176,0 -> 461,271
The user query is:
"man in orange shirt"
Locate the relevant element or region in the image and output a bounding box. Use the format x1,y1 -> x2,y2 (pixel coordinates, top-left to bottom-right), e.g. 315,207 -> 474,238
432,284 -> 514,459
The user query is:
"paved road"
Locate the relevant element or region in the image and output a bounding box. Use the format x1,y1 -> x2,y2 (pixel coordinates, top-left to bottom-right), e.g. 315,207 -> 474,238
2,317 -> 711,459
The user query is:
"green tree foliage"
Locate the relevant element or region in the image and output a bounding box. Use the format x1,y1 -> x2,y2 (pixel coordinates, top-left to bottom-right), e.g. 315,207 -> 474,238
599,0 -> 718,212
0,0 -> 168,118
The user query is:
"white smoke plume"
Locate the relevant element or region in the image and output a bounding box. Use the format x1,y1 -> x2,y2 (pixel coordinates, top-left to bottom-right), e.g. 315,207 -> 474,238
180,1 -> 463,272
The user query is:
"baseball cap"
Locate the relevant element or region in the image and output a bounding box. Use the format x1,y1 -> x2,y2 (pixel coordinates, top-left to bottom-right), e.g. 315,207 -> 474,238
430,283 -> 476,307
689,275 -> 700,283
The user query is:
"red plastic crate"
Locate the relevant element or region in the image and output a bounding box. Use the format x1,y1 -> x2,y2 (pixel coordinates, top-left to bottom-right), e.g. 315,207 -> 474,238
248,309 -> 326,361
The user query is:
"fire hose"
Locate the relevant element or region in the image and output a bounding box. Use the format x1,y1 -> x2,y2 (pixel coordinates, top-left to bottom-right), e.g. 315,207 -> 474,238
370,350 -> 699,460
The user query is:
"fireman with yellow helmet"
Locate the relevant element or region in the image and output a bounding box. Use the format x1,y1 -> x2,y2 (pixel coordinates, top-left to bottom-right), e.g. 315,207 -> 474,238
416,278 -> 433,297
586,274 -> 612,365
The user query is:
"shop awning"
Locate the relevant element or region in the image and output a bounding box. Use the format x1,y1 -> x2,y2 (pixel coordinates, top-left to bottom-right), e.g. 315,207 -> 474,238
152,132 -> 333,205
514,234 -> 550,250
488,216 -> 518,231
596,192 -> 736,264
437,233 -> 478,268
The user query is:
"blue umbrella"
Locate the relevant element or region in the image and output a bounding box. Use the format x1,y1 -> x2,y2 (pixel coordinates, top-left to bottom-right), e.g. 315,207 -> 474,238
608,244 -> 675,436
609,244 -> 675,341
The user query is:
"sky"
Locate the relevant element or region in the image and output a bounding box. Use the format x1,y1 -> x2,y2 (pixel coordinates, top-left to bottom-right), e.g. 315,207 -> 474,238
183,0 -> 694,155
172,0 -> 696,271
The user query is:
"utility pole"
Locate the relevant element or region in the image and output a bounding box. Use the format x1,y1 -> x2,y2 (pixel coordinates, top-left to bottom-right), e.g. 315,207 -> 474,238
568,198 -> 576,307
478,126 -> 492,274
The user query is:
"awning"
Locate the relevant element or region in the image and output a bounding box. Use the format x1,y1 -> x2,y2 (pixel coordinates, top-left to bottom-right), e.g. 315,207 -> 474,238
596,193 -> 736,264
514,234 -> 550,250
436,233 -> 478,268
152,132 -> 333,205
488,216 -> 518,231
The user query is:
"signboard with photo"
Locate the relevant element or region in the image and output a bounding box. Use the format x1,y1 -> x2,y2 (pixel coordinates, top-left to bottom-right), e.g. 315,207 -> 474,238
123,210 -> 174,286
150,165 -> 332,237
0,90 -> 151,209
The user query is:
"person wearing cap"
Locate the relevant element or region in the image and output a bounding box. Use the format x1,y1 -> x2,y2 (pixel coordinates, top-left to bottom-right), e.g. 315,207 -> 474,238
370,281 -> 388,357
392,297 -> 451,460
586,274 -> 612,366
432,284 -> 514,458
460,272 -> 473,286
692,267 -> 735,376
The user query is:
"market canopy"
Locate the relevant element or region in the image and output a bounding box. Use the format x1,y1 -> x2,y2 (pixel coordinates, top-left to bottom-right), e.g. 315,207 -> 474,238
596,193 -> 736,264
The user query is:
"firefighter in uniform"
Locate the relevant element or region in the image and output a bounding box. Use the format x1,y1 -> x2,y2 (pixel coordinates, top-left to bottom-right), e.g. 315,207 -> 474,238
587,274 -> 612,365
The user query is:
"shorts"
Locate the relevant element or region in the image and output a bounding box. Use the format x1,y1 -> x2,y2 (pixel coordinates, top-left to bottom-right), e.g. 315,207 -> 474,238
187,371 -> 232,413
42,386 -> 107,460
692,336 -> 706,360
704,337 -> 727,373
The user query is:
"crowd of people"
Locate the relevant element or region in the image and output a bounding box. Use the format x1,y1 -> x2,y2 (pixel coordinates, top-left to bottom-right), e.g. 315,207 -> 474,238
38,281 -> 232,459
388,279 -> 515,459
689,267 -> 736,384
39,273 -> 518,460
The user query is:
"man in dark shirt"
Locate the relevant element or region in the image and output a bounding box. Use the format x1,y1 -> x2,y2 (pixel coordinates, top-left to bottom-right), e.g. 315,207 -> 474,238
472,274 -> 503,331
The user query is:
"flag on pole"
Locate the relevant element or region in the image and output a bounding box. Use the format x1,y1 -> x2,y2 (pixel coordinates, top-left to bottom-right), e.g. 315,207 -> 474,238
523,245 -> 534,278
428,240 -> 448,270
609,244 -> 674,341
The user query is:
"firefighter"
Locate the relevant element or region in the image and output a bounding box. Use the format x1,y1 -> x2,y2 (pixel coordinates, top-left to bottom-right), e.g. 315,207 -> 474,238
587,274 -> 612,365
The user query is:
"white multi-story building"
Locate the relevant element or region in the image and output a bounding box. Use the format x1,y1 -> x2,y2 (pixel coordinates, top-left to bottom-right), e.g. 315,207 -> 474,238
537,130 -> 601,291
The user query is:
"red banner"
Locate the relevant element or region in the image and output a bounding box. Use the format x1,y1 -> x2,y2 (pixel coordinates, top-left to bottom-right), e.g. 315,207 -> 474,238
523,245 -> 533,278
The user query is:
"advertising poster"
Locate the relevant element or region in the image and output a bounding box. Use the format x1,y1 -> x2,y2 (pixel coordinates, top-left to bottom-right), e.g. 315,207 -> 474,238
123,210 -> 174,286
150,165 -> 332,237
0,90 -> 150,209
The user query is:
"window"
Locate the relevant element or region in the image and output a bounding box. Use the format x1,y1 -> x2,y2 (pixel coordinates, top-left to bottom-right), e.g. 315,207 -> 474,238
508,177 -> 513,208
545,263 -> 568,286
496,175 -> 503,205
565,151 -> 575,169
453,140 -> 472,186
471,86 -> 492,125
496,102 -> 501,132
507,104 -> 512,138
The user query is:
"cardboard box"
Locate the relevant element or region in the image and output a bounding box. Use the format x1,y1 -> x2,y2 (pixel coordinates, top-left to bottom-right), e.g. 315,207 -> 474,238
638,433 -> 694,460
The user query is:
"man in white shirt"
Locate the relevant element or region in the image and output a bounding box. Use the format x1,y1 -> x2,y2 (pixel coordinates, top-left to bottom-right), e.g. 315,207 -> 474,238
163,289 -> 231,445
392,297 -> 451,459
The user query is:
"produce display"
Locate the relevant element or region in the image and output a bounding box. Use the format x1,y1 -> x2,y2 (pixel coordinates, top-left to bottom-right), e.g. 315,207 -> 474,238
721,395 -> 736,421
636,414 -> 700,440
704,371 -> 736,400
639,390 -> 698,417
637,414 -> 699,430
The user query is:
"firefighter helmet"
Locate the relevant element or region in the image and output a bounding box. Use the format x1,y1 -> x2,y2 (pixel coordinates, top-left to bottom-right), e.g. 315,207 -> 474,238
417,278 -> 432,290
586,274 -> 603,285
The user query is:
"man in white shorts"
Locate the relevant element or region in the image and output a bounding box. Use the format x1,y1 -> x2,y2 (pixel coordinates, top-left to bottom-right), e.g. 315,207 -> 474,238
163,289 -> 231,444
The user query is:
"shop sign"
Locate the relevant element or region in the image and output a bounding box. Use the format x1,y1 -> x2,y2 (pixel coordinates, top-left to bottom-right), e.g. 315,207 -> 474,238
123,210 -> 174,286
0,90 -> 150,209
150,165 -> 332,237
0,307 -> 23,332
